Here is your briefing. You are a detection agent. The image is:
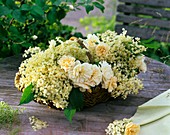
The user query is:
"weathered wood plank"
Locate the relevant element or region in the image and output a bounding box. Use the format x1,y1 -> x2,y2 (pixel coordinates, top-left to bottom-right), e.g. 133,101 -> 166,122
0,55 -> 170,134
115,24 -> 170,42
117,4 -> 170,19
119,0 -> 170,8
116,14 -> 170,29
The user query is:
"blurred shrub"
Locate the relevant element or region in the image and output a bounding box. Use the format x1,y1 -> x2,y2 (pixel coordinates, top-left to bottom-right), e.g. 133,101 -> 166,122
0,0 -> 105,58
80,16 -> 115,34
141,38 -> 170,66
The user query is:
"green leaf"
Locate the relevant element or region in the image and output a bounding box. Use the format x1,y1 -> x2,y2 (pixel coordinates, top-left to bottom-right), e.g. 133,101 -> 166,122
85,5 -> 94,14
19,83 -> 34,105
97,0 -> 104,4
64,106 -> 76,123
0,25 -> 7,40
93,2 -> 105,13
50,0 -> 56,3
30,5 -> 44,20
53,0 -> 62,6
21,4 -> 31,11
21,43 -> 33,48
56,8 -> 66,21
0,0 -> 3,4
47,7 -> 57,24
12,9 -> 26,22
0,5 -> 11,16
12,44 -> 22,55
66,0 -> 76,3
9,26 -> 19,34
35,0 -> 46,7
141,37 -> 155,44
143,42 -> 160,49
69,88 -> 84,111
6,0 -> 16,9
63,88 -> 84,122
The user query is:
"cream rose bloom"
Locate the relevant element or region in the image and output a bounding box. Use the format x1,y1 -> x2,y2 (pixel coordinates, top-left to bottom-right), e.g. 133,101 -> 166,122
68,63 -> 93,90
68,63 -> 102,91
58,55 -> 76,72
83,34 -> 100,50
100,61 -> 117,92
100,61 -> 113,80
124,122 -> 140,135
107,77 -> 117,93
136,55 -> 147,73
85,65 -> 102,87
95,42 -> 110,57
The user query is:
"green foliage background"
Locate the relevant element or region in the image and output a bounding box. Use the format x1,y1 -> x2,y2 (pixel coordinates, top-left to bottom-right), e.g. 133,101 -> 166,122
0,0 -> 104,58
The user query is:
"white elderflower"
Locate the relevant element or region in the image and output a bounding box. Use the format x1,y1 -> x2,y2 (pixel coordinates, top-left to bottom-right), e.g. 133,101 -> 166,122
29,116 -> 48,131
23,47 -> 41,57
58,55 -> 76,72
49,39 -> 56,46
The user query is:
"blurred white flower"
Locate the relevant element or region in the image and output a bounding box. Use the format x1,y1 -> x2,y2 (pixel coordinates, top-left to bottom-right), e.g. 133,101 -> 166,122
69,5 -> 74,10
32,35 -> 38,40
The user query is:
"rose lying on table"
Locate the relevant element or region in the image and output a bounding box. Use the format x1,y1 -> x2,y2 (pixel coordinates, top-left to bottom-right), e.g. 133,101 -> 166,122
105,118 -> 140,135
15,29 -> 146,122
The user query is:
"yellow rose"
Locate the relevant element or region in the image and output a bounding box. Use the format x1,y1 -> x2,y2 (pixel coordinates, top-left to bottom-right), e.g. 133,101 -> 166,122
58,55 -> 76,72
124,122 -> 140,135
108,76 -> 117,93
95,42 -> 110,57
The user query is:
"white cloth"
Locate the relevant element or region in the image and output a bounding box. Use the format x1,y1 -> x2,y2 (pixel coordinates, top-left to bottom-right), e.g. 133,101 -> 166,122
131,89 -> 170,135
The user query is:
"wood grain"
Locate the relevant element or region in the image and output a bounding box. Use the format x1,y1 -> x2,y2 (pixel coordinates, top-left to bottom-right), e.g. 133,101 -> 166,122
116,14 -> 170,29
116,1 -> 170,42
118,0 -> 170,8
117,4 -> 170,19
115,24 -> 170,42
0,55 -> 170,135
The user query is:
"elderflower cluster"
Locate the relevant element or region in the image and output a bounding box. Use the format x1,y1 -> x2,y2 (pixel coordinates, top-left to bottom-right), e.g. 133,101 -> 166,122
105,118 -> 140,135
15,29 -> 147,110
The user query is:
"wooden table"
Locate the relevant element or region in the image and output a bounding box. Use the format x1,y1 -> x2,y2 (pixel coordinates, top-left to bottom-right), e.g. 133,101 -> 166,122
0,55 -> 170,135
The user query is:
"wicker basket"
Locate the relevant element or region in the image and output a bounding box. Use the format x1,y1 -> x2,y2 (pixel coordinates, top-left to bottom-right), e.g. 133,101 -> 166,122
83,86 -> 111,107
35,86 -> 111,109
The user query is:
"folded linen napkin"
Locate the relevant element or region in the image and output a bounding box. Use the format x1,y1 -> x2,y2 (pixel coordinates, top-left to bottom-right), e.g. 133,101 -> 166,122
132,89 -> 170,135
